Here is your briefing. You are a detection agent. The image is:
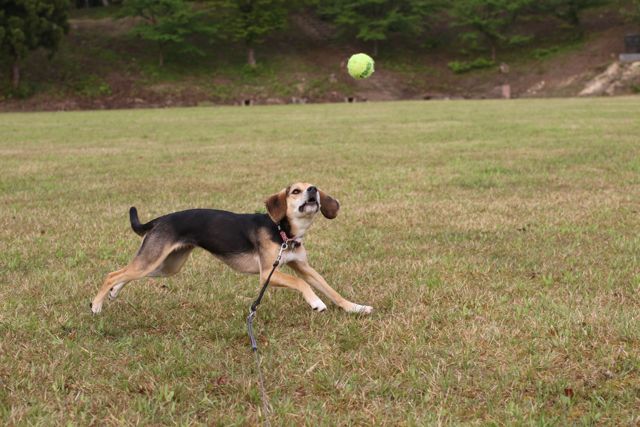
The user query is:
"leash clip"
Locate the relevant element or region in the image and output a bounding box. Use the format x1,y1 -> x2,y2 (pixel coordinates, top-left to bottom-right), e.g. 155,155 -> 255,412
272,244 -> 286,267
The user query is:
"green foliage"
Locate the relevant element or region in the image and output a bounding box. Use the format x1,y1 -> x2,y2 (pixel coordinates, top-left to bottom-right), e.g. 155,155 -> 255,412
119,0 -> 214,66
535,0 -> 611,30
2,78 -> 35,98
450,0 -> 533,60
532,46 -> 561,59
317,0 -> 441,55
530,38 -> 583,60
75,75 -> 112,98
0,0 -> 69,86
208,0 -> 296,65
211,0 -> 292,47
621,0 -> 640,25
508,34 -> 532,46
448,57 -> 494,73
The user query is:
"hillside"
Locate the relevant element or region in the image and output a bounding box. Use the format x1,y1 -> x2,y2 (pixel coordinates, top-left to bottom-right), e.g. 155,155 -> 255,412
0,6 -> 639,111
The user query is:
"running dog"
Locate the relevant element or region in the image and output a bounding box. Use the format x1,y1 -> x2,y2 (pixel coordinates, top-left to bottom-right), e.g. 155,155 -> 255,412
90,183 -> 373,315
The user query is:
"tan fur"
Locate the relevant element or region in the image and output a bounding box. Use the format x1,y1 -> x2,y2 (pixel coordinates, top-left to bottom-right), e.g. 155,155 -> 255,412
149,246 -> 194,277
216,252 -> 260,274
91,242 -> 188,313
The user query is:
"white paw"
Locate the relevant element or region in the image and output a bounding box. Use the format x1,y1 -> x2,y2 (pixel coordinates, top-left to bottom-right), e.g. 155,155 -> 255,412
109,283 -> 125,300
310,298 -> 327,312
348,304 -> 373,314
90,301 -> 102,315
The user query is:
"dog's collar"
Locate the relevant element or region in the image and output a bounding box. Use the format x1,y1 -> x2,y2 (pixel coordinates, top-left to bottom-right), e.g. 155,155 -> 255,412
277,223 -> 302,248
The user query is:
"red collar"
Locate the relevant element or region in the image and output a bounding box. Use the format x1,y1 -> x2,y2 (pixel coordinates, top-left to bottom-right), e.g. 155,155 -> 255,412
278,225 -> 302,248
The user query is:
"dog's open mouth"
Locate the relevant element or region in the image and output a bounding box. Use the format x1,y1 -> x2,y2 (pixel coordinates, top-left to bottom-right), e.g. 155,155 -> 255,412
299,198 -> 318,212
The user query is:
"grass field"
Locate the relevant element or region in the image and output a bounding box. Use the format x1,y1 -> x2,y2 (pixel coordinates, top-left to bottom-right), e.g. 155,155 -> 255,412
1,98 -> 639,425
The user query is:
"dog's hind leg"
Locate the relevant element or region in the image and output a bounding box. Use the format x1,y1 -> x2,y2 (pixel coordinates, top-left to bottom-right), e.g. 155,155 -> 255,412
148,246 -> 194,277
91,236 -> 185,314
91,267 -> 144,314
107,268 -> 128,300
109,246 -> 194,300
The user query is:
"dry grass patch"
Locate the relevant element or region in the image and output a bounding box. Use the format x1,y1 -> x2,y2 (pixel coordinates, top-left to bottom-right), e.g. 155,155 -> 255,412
1,98 -> 639,425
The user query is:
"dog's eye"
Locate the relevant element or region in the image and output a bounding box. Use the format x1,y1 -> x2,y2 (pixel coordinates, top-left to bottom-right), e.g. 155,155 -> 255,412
291,189 -> 301,195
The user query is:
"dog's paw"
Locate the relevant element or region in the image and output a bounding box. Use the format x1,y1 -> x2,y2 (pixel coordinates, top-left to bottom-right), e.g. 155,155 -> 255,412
346,304 -> 373,315
108,283 -> 125,300
310,298 -> 327,312
90,301 -> 102,315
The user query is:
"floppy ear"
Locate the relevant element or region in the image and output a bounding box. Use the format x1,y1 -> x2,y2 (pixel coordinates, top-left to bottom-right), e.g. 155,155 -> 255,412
265,188 -> 288,223
319,190 -> 340,219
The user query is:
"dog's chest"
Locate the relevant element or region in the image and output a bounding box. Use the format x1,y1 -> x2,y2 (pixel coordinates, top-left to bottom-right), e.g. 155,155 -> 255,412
280,246 -> 307,265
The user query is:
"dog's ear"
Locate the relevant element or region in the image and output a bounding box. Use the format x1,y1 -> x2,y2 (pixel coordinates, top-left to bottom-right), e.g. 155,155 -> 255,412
319,190 -> 340,219
265,188 -> 288,223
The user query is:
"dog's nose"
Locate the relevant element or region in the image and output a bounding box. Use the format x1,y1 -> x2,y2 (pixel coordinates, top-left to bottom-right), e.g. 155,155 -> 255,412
307,186 -> 317,194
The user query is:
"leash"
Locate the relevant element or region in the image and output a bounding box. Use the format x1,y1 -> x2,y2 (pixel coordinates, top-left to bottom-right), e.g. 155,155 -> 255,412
247,225 -> 300,426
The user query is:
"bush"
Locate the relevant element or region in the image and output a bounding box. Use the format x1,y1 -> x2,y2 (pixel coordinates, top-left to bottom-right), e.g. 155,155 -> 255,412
532,46 -> 560,59
75,75 -> 112,98
448,58 -> 495,74
0,82 -> 37,99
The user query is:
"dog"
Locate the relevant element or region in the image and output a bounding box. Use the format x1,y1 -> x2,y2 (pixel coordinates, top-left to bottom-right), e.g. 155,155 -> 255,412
90,183 -> 373,315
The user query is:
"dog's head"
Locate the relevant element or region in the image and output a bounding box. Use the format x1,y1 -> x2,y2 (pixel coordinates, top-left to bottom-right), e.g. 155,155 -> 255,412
265,183 -> 340,227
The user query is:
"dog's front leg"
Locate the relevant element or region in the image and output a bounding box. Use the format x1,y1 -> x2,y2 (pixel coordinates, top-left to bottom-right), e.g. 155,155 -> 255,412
288,261 -> 373,314
262,269 -> 328,312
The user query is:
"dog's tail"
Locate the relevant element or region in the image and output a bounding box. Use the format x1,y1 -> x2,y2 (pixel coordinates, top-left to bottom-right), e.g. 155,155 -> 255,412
129,207 -> 154,237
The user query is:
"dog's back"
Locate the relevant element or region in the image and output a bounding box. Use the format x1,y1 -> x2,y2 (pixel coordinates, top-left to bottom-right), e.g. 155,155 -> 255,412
129,208 -> 279,257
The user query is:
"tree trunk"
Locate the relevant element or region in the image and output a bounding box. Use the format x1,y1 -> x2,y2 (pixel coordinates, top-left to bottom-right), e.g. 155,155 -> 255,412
11,61 -> 20,89
247,46 -> 256,67
102,0 -> 109,6
158,50 -> 164,67
373,40 -> 379,56
84,0 -> 89,8
490,44 -> 496,62
568,8 -> 580,28
568,10 -> 583,38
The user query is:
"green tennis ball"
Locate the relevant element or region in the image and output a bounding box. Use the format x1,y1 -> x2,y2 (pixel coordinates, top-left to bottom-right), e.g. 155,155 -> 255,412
347,53 -> 375,79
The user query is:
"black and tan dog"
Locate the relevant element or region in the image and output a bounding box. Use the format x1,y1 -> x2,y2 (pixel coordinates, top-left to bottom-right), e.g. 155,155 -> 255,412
90,183 -> 373,315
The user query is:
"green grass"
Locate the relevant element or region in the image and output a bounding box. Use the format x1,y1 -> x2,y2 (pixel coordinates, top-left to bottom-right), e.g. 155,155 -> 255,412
1,98 -> 640,425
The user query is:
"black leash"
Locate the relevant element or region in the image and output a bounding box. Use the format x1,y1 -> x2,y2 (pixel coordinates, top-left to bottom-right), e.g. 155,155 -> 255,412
246,240 -> 288,426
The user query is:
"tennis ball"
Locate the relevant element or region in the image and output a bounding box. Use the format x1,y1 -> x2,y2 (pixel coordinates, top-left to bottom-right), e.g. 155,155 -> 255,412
347,53 -> 375,79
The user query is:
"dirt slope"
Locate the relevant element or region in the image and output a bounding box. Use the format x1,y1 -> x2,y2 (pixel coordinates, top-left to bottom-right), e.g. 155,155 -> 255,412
0,10 -> 638,111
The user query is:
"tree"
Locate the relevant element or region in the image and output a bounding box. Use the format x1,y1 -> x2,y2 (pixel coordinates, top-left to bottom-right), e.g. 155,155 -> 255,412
0,0 -> 69,89
628,0 -> 640,25
539,0 -> 610,33
210,0 -> 293,67
77,0 -> 110,7
317,0 -> 440,56
451,0 -> 532,61
119,0 -> 213,66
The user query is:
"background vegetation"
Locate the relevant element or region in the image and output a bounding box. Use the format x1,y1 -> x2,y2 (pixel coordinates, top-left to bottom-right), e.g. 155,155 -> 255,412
1,0 -> 639,102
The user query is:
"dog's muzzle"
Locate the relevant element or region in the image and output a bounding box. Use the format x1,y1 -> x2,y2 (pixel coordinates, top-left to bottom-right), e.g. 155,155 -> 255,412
299,187 -> 319,212
299,199 -> 318,212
